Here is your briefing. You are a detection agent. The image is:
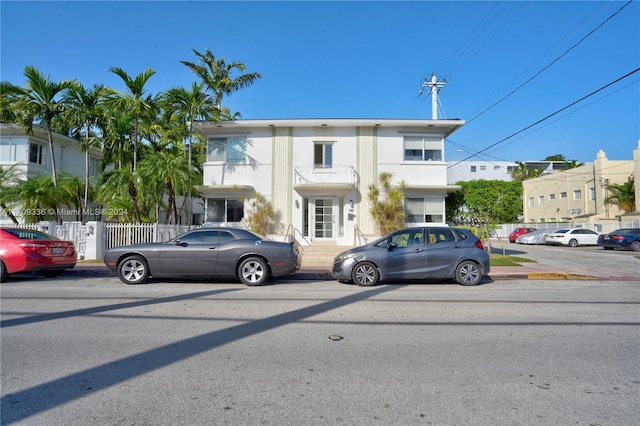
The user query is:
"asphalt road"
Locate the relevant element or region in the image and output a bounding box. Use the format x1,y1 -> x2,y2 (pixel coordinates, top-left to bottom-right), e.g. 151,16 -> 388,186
1,276 -> 639,425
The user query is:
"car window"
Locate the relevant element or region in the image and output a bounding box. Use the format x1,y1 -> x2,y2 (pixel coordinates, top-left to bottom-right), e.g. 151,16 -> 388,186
427,228 -> 456,244
179,230 -> 219,244
390,229 -> 423,248
217,231 -> 235,243
3,229 -> 58,240
454,229 -> 468,240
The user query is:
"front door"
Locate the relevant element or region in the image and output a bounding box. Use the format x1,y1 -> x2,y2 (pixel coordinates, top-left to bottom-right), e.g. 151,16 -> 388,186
310,198 -> 335,240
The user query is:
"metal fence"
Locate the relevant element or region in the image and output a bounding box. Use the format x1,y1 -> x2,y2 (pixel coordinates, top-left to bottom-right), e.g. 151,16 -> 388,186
103,223 -> 196,250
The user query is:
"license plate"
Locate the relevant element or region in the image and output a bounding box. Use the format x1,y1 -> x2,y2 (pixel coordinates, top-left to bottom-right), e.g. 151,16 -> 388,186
52,247 -> 64,254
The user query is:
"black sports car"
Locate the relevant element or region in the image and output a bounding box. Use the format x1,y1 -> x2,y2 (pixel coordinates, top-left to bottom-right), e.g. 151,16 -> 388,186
104,227 -> 300,285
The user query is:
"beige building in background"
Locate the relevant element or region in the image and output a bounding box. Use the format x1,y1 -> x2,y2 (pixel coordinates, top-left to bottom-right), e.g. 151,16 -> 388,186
522,143 -> 638,226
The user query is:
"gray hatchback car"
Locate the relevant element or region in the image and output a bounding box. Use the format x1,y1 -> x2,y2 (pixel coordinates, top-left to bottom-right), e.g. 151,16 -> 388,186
332,226 -> 490,286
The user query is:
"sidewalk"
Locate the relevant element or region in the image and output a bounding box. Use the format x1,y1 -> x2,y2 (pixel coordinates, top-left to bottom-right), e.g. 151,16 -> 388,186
71,262 -> 640,281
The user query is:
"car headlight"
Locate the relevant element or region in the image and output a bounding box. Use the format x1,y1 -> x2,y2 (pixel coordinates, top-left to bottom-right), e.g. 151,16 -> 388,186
335,252 -> 357,262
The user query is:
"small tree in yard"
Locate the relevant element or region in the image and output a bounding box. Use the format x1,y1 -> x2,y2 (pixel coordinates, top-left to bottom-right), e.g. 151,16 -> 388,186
244,192 -> 276,236
368,172 -> 406,235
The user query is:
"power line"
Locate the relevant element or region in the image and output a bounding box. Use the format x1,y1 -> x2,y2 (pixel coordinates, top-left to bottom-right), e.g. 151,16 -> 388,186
466,0 -> 635,125
448,67 -> 640,169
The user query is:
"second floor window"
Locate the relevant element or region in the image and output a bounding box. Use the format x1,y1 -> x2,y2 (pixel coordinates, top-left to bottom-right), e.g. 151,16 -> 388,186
207,136 -> 246,163
314,142 -> 333,168
404,136 -> 442,161
29,142 -> 47,165
574,190 -> 582,200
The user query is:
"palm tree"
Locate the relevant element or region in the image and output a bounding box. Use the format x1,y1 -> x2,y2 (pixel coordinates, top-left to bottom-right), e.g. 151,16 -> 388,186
181,48 -> 262,110
1,66 -> 78,187
367,172 -> 406,235
161,82 -> 219,225
57,173 -> 86,222
61,83 -> 107,214
604,178 -> 635,213
15,175 -> 63,222
105,67 -> 157,170
139,148 -> 192,224
565,159 -> 584,169
98,167 -> 143,222
0,164 -> 24,224
511,161 -> 544,181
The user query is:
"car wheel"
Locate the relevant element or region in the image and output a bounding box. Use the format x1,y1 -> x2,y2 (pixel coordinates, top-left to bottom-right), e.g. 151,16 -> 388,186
352,262 -> 379,286
0,261 -> 8,283
43,270 -> 64,278
455,260 -> 482,286
630,241 -> 640,252
117,255 -> 149,285
238,257 -> 268,286
568,239 -> 578,247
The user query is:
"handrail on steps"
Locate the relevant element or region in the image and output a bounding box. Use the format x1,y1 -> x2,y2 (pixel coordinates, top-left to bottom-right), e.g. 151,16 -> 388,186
284,224 -> 311,247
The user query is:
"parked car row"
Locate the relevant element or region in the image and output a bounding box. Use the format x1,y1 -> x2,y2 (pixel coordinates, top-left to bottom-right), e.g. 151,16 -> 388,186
513,227 -> 640,251
3,225 -> 637,286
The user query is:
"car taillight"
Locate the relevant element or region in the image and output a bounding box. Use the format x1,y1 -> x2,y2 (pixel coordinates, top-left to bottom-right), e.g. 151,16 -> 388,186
17,243 -> 49,253
474,239 -> 485,250
612,235 -> 624,241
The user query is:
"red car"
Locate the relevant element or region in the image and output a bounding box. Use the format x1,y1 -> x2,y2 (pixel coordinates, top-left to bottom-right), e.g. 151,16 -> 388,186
0,228 -> 77,283
508,227 -> 537,243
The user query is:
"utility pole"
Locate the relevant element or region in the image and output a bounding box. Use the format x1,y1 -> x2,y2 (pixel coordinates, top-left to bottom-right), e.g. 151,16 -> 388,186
418,73 -> 447,119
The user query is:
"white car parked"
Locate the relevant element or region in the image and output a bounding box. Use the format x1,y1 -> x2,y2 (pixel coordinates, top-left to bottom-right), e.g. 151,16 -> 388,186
545,228 -> 599,247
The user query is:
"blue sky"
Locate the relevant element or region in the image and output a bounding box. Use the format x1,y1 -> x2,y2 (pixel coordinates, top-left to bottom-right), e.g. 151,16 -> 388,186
1,1 -> 638,163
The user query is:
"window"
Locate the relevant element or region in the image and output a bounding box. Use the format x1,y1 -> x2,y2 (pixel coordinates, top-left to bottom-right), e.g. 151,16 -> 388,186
538,196 -> 544,204
480,165 -> 486,171
206,198 -> 244,222
207,137 -> 246,162
0,138 -> 27,162
314,142 -> 333,168
560,192 -> 567,199
29,142 -> 47,165
89,157 -> 100,177
404,136 -> 442,161
470,166 -> 477,173
549,194 -> 556,200
427,228 -> 457,244
590,187 -> 596,201
573,190 -> 582,200
528,197 -> 534,208
506,166 -> 516,174
405,197 -> 443,223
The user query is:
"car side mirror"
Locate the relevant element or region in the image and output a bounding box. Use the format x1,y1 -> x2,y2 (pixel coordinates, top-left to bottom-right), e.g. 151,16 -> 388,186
387,242 -> 397,251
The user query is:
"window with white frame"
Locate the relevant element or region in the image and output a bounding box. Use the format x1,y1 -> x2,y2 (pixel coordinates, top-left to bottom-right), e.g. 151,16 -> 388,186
549,193 -> 556,200
560,192 -> 567,199
207,137 -> 246,162
29,142 -> 48,165
480,165 -> 486,171
0,138 -> 28,162
206,198 -> 244,223
528,197 -> 534,208
573,190 -> 582,200
494,166 -> 500,171
538,196 -> 545,204
405,197 -> 444,223
590,187 -> 596,200
470,166 -> 477,172
313,142 -> 333,168
404,136 -> 442,161
89,157 -> 100,177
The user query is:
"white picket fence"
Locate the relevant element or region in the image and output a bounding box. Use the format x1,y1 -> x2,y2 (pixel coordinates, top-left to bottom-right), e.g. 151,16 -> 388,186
103,223 -> 196,249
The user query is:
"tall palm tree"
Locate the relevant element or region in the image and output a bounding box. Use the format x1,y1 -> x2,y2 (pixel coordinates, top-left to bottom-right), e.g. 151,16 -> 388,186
0,164 -> 24,224
1,66 -> 78,187
161,82 -> 218,225
180,48 -> 262,110
105,67 -> 157,170
511,161 -> 544,181
604,178 -> 635,213
61,83 -> 107,214
139,149 -> 192,224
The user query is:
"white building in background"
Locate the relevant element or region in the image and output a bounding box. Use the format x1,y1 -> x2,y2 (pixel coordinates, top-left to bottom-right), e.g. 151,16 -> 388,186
194,118 -> 465,246
447,161 -> 517,183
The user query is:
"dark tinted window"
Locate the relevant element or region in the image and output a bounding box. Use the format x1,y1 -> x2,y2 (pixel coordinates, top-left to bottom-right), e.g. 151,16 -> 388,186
427,228 -> 457,244
3,229 -> 58,240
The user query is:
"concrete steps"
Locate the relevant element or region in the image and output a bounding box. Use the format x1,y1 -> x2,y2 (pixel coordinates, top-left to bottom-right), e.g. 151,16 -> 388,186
299,241 -> 353,269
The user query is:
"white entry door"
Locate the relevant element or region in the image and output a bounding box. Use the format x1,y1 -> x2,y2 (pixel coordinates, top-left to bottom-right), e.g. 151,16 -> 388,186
311,198 -> 335,240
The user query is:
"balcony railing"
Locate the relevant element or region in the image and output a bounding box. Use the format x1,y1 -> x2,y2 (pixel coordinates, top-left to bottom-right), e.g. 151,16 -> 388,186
294,165 -> 360,187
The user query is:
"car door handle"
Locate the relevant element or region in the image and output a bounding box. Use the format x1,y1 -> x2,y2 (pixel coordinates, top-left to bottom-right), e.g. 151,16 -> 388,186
209,247 -> 216,250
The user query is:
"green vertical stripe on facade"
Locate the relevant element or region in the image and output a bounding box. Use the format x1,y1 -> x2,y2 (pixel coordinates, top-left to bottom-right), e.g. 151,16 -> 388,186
271,127 -> 293,231
356,126 -> 378,234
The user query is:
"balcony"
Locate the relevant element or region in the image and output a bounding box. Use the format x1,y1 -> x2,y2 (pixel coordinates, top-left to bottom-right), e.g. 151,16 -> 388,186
294,165 -> 360,190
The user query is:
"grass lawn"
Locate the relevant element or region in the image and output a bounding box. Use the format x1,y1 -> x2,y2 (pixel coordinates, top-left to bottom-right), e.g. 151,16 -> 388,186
490,254 -> 536,267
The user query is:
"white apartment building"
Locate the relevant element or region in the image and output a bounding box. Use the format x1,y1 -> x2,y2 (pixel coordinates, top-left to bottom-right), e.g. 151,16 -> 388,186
194,118 -> 464,245
447,161 -> 517,183
522,146 -> 638,225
